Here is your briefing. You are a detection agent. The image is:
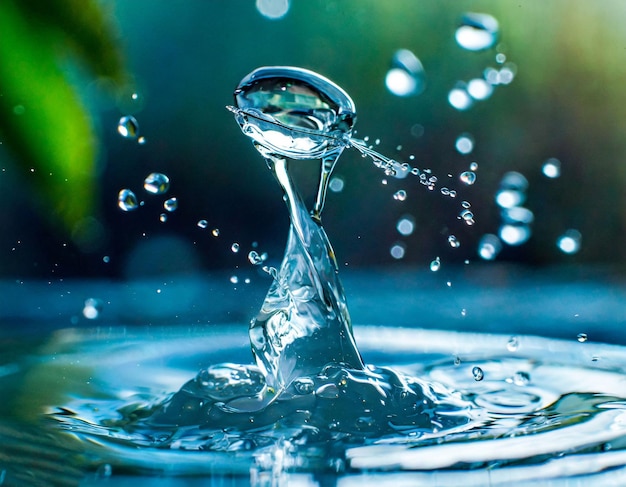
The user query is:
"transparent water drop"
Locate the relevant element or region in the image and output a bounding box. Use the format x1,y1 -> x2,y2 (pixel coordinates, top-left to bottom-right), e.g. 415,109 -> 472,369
231,243 -> 240,253
499,224 -> 531,246
472,366 -> 484,381
102,255 -> 110,263
512,371 -> 531,386
500,171 -> 529,191
159,213 -> 168,223
455,13 -> 499,51
197,219 -> 208,229
396,216 -> 415,236
478,234 -> 502,260
430,257 -> 441,272
455,134 -> 474,155
557,229 -> 582,254
143,172 -> 170,195
448,235 -> 460,248
454,356 -> 461,366
461,308 -> 467,316
248,250 -> 264,265
448,85 -> 473,110
495,52 -> 507,63
96,464 -> 112,478
211,228 -> 220,237
393,190 -> 407,201
459,171 -> 477,185
449,190 -> 457,198
467,78 -> 493,100
293,377 -> 314,395
390,242 -> 406,260
82,298 -> 103,320
469,162 -> 479,171
329,176 -> 344,192
507,336 -> 519,352
498,64 -> 517,85
461,200 -> 471,209
577,333 -> 588,343
460,209 -> 474,221
256,0 -> 290,20
385,49 -> 425,97
542,158 -> 561,178
502,206 -> 534,224
495,189 -> 525,209
230,275 -> 239,284
117,115 -> 139,139
163,197 -> 178,212
440,187 -> 450,196
117,189 -> 139,211
138,136 -> 146,145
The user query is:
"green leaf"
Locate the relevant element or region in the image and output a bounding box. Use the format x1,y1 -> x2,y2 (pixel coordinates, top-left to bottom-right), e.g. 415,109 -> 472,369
0,0 -> 124,238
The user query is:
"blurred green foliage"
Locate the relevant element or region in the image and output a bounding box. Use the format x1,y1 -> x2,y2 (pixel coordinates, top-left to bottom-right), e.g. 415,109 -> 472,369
0,0 -> 124,234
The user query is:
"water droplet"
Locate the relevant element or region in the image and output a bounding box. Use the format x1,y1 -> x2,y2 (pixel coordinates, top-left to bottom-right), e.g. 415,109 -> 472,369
507,336 -> 519,352
430,257 -> 441,272
143,173 -> 170,195
248,250 -> 264,265
440,187 -> 450,196
390,242 -> 406,260
396,216 -> 415,236
448,85 -> 473,110
498,64 -> 516,85
230,275 -> 239,284
82,298 -> 103,320
455,13 -> 499,51
159,213 -> 167,223
461,200 -> 471,209
500,171 -> 529,192
577,333 -> 588,343
499,224 -> 531,246
557,229 -> 582,254
469,162 -> 479,171
478,234 -> 502,260
454,356 -> 461,366
293,377 -> 314,395
448,235 -> 460,248
256,0 -> 290,20
449,190 -> 457,198
459,209 -> 474,222
495,189 -> 525,209
512,371 -> 531,386
472,366 -> 484,381
495,52 -> 507,63
211,228 -> 220,237
461,308 -> 467,316
467,78 -> 493,100
459,171 -> 477,185
393,190 -> 407,201
117,115 -> 139,139
163,197 -> 178,212
385,49 -> 425,97
502,206 -> 534,224
117,189 -> 139,211
231,243 -> 240,253
329,176 -> 344,192
542,158 -> 561,178
455,134 -> 474,155
102,255 -> 110,263
197,219 -> 208,229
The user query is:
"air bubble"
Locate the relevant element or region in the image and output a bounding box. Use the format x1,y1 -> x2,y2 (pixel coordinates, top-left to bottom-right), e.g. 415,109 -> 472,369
557,229 -> 582,254
472,366 -> 484,381
197,219 -> 208,229
143,173 -> 170,195
448,235 -> 460,248
542,158 -> 561,178
459,171 -> 477,185
478,234 -> 502,260
430,257 -> 441,272
163,197 -> 178,212
117,115 -> 139,139
118,189 -> 139,211
455,134 -> 474,155
385,49 -> 426,97
393,190 -> 407,201
455,13 -> 499,51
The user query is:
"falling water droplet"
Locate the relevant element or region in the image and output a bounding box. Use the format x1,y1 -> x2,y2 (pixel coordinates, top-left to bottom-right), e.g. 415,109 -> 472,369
472,366 -> 484,381
390,242 -> 406,260
231,243 -> 240,253
542,158 -> 561,178
577,333 -> 588,343
230,275 -> 239,284
469,162 -> 479,171
455,13 -> 499,51
448,85 -> 473,110
248,250 -> 263,265
211,228 -> 220,237
159,213 -> 168,222
117,115 -> 139,139
396,216 -> 415,236
163,197 -> 178,212
461,200 -> 471,209
467,78 -> 493,100
557,229 -> 582,254
385,49 -> 426,97
502,207 -> 534,225
478,234 -> 502,260
460,209 -> 474,222
393,190 -> 407,201
143,173 -> 170,195
495,53 -> 507,64
459,171 -> 477,185
197,219 -> 208,229
82,298 -> 103,320
499,224 -> 531,246
430,257 -> 441,272
448,235 -> 460,248
512,371 -> 531,386
118,189 -> 139,211
255,0 -> 290,20
455,134 -> 474,155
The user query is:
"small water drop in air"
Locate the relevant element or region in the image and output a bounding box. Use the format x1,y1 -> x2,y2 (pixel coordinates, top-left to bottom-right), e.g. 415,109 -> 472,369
82,298 -> 103,320
512,371 -> 531,386
255,0 -> 290,20
211,228 -> 220,237
163,197 -> 178,212
472,366 -> 484,381
469,162 -> 479,171
159,213 -> 167,223
455,134 -> 474,155
542,158 -> 561,178
460,171 -> 477,185
385,49 -> 426,97
396,216 -> 415,236
117,115 -> 139,139
248,250 -> 263,265
455,13 -> 499,51
478,234 -> 502,260
390,242 -> 406,260
507,336 -> 519,352
499,224 -> 531,246
230,275 -> 239,284
448,85 -> 473,111
467,78 -> 493,100
117,189 -> 139,211
231,243 -> 240,253
557,229 -> 582,254
448,235 -> 460,248
329,176 -> 345,193
393,190 -> 407,201
430,257 -> 441,272
577,333 -> 588,343
144,173 -> 170,195
197,219 -> 208,229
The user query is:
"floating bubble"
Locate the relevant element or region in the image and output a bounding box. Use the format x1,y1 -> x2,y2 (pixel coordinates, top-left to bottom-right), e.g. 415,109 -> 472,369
499,224 -> 531,246
393,190 -> 407,201
329,176 -> 345,192
502,206 -> 534,224
472,366 -> 484,381
577,333 -> 588,343
557,229 -> 582,254
467,78 -> 493,100
231,243 -> 240,253
390,242 -> 406,260
197,219 -> 208,229
118,189 -> 139,211
455,13 -> 499,51
448,85 -> 473,110
82,298 -> 103,320
430,257 -> 441,272
163,197 -> 178,212
448,235 -> 460,248
542,158 -> 561,178
478,234 -> 502,260
396,216 -> 415,236
507,336 -> 519,352
143,173 -> 170,195
459,171 -> 477,185
117,115 -> 139,139
255,0 -> 289,20
455,134 -> 474,155
385,49 -> 425,97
